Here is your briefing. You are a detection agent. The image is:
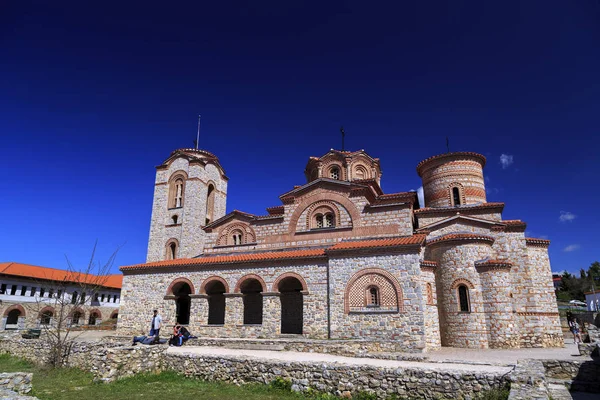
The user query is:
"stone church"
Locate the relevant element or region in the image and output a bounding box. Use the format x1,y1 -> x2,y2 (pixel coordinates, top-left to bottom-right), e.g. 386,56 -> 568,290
118,147 -> 563,350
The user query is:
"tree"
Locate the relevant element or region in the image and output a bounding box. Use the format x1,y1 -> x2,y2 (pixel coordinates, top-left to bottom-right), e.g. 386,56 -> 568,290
33,241 -> 121,367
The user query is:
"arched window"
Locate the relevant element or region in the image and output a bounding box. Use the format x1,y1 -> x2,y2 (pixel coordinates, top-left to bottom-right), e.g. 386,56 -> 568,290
315,214 -> 324,228
40,309 -> 53,325
324,213 -> 335,228
354,165 -> 369,180
168,172 -> 187,209
72,311 -> 83,325
452,187 -> 461,206
330,166 -> 340,180
172,215 -> 178,224
368,286 -> 380,307
426,283 -> 434,305
166,239 -> 179,260
458,285 -> 470,312
231,229 -> 243,246
206,184 -> 215,225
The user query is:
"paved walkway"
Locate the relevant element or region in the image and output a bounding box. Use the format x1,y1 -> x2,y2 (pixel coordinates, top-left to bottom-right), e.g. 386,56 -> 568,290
419,342 -> 586,365
167,346 -> 514,375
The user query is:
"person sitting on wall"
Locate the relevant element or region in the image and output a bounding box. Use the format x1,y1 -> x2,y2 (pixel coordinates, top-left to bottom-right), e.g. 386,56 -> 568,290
169,324 -> 182,347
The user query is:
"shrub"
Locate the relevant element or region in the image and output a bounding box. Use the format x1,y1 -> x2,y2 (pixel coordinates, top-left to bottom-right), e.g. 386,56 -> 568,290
270,376 -> 292,391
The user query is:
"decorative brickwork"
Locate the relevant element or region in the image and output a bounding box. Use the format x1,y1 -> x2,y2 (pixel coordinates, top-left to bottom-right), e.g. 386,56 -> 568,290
234,274 -> 267,293
199,276 -> 229,294
272,272 -> 308,292
166,277 -> 196,295
344,269 -> 403,313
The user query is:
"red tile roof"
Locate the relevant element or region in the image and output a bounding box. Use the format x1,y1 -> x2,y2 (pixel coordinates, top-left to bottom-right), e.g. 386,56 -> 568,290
0,262 -> 122,289
525,238 -> 551,247
427,233 -> 495,246
121,249 -> 327,271
327,235 -> 426,251
420,260 -> 439,267
416,152 -> 486,176
122,235 -> 429,271
474,259 -> 513,267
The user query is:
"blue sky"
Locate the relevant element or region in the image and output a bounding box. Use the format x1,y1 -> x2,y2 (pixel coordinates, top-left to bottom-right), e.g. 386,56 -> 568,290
1,1 -> 598,275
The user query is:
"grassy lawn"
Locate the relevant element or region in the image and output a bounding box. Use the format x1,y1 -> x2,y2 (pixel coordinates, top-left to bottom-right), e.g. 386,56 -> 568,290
0,354 -> 509,400
0,354 -> 303,400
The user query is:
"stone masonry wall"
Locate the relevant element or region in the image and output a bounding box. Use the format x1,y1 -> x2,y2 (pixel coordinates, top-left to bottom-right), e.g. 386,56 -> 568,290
147,155 -> 227,262
328,252 -> 429,350
420,268 -> 441,350
117,262 -> 328,339
478,267 -> 518,348
428,242 -> 491,348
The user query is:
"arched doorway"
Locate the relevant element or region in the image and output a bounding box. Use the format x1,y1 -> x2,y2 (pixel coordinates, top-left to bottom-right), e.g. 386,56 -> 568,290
6,309 -> 21,330
88,311 -> 100,325
72,310 -> 83,325
206,280 -> 226,325
278,277 -> 304,334
40,308 -> 53,326
172,281 -> 192,325
240,278 -> 263,325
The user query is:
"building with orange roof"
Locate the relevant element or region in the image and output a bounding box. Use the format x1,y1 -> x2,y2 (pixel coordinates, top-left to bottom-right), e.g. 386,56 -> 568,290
0,262 -> 122,330
117,148 -> 562,350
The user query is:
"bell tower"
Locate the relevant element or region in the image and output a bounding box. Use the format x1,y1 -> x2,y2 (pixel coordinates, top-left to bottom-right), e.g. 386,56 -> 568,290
146,148 -> 228,262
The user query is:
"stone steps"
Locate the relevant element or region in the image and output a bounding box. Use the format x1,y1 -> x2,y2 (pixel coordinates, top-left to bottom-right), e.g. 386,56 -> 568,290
219,343 -> 286,351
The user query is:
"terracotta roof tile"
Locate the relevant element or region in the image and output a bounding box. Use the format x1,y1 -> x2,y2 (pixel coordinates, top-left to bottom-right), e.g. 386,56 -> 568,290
0,262 -> 122,289
121,249 -> 327,271
420,260 -> 439,267
525,238 -> 551,247
474,259 -> 513,267
427,233 -> 495,246
327,235 -> 426,252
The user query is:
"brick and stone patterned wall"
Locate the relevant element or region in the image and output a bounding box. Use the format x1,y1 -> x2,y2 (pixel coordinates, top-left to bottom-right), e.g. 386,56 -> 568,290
428,242 -> 491,348
203,189 -> 413,255
418,154 -> 487,208
477,266 -> 518,348
327,252 -> 428,350
420,267 -> 441,350
147,156 -> 227,262
117,262 -> 329,339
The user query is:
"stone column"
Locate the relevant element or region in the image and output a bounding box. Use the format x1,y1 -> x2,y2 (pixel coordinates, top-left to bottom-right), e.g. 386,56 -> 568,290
224,293 -> 243,327
190,294 -> 209,326
1,317 -> 6,330
163,295 -> 178,326
262,292 -> 281,337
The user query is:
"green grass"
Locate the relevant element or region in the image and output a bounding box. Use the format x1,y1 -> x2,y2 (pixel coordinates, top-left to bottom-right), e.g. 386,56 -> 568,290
0,354 -> 303,400
0,354 -> 510,400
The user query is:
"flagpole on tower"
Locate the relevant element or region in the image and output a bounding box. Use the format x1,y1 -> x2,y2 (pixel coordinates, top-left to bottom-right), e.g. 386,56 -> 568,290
196,115 -> 201,150
340,126 -> 345,151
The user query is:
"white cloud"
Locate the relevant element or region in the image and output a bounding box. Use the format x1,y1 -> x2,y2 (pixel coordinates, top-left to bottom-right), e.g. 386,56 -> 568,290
499,154 -> 514,169
563,244 -> 581,252
417,186 -> 425,208
559,211 -> 576,222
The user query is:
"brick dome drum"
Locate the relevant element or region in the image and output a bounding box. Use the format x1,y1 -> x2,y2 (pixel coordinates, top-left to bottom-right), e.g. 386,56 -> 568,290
417,152 -> 487,208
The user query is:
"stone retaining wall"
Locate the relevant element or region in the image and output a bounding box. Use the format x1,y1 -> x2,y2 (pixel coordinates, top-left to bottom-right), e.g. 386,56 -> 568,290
0,337 -> 510,398
0,373 -> 33,395
164,350 -> 509,399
